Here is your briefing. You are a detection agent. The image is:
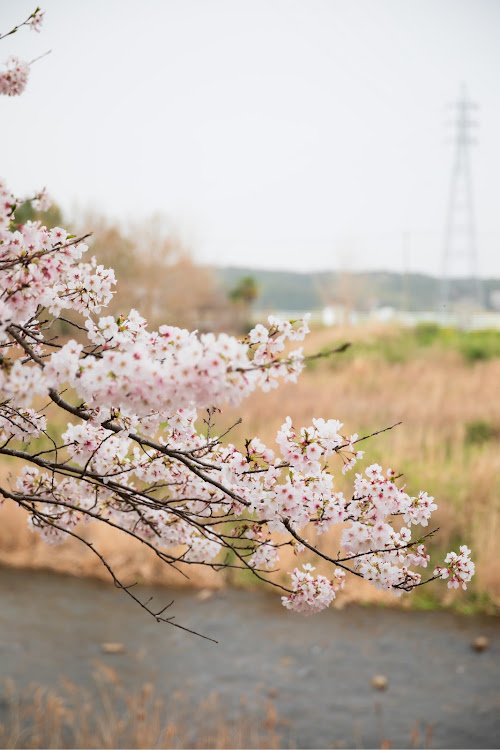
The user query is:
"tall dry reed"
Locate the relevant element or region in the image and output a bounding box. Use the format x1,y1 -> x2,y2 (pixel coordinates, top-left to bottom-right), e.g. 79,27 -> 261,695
0,664 -> 285,749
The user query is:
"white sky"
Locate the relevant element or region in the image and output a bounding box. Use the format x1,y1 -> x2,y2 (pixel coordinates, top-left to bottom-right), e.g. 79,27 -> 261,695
2,0 -> 500,277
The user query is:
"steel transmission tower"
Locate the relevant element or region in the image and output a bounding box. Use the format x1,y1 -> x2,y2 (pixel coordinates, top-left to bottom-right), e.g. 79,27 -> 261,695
440,84 -> 482,315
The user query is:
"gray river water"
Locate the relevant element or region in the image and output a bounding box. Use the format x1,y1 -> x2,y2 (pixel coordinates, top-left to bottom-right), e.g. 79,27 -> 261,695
0,568 -> 498,748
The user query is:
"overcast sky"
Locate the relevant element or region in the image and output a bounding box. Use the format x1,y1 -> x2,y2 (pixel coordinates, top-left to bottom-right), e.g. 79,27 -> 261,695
2,0 -> 500,276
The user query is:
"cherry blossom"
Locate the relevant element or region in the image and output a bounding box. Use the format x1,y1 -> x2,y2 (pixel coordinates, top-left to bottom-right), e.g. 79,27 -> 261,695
282,564 -> 345,615
28,10 -> 45,33
0,9 -> 475,630
434,546 -> 475,590
0,56 -> 29,96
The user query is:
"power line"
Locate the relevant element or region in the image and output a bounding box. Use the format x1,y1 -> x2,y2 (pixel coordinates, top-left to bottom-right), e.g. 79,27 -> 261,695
440,83 -> 483,317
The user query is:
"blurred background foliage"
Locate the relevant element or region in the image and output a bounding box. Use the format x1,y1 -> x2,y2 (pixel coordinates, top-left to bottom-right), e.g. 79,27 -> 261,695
14,201 -> 253,333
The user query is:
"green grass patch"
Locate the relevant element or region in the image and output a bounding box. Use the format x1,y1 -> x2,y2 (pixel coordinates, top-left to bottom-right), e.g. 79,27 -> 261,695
314,324 -> 500,371
465,419 -> 497,446
458,329 -> 500,361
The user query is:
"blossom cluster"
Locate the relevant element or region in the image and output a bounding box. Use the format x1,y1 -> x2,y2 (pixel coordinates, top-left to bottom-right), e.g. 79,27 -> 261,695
0,193 -> 114,330
27,10 -> 45,33
282,564 -> 345,615
0,56 -> 29,96
434,546 -> 475,590
0,8 -> 44,96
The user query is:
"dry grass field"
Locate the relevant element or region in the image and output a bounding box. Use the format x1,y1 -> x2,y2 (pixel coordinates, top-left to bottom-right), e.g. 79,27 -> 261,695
1,323 -> 499,612
0,666 -> 284,749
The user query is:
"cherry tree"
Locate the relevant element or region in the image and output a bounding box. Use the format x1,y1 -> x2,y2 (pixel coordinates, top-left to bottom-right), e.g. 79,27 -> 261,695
0,9 -> 474,639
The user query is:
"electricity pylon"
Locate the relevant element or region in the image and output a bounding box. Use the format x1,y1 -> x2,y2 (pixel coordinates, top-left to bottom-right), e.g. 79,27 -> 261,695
440,84 -> 482,316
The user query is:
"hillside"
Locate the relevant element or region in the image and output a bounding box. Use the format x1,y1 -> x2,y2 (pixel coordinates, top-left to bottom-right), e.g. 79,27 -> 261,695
215,266 -> 500,313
